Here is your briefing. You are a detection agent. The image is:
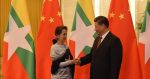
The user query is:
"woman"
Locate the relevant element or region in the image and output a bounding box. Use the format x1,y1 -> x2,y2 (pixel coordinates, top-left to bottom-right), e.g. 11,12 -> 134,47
50,26 -> 75,79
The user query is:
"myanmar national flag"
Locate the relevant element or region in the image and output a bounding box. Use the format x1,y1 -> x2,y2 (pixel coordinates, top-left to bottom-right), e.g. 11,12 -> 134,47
70,0 -> 95,79
2,0 -> 35,79
138,0 -> 150,79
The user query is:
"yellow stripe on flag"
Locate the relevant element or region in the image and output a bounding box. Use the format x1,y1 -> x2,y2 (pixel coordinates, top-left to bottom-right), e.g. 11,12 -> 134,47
12,0 -> 30,26
78,0 -> 95,23
11,0 -> 33,38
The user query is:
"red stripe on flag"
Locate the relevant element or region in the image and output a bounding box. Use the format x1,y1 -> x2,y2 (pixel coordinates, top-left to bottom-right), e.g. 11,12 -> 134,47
74,52 -> 90,79
138,43 -> 150,79
2,42 -> 30,79
69,39 -> 90,79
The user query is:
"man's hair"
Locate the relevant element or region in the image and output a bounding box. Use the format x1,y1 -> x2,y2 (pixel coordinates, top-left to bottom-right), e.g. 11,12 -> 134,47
94,16 -> 109,28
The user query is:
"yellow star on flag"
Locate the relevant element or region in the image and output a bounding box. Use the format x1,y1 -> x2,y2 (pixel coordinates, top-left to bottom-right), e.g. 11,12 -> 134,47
41,16 -> 45,21
119,14 -> 125,19
49,17 -> 54,23
110,12 -> 115,18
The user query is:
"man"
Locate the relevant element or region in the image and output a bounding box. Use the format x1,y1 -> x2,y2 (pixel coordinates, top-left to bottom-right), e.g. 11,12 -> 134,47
75,16 -> 122,79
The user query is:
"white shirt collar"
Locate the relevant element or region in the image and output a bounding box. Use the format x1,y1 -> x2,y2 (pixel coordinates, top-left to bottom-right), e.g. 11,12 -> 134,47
100,31 -> 110,42
102,31 -> 109,38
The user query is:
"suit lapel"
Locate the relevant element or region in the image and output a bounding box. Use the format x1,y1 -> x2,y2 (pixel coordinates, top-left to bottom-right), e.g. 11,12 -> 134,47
96,32 -> 112,50
93,37 -> 99,52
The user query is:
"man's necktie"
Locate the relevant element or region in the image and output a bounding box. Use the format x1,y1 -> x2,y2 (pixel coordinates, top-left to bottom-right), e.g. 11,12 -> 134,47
97,36 -> 102,48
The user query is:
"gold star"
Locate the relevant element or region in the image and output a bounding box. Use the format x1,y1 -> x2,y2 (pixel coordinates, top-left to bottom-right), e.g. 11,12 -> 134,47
49,17 -> 54,23
41,16 -> 45,21
109,12 -> 115,18
119,14 -> 125,20
57,12 -> 61,16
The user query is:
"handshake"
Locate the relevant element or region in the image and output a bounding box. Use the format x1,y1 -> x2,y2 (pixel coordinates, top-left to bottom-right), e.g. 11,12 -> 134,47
71,58 -> 81,65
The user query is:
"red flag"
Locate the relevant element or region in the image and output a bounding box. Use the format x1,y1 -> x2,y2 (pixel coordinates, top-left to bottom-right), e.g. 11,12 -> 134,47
36,0 -> 63,79
108,0 -> 142,79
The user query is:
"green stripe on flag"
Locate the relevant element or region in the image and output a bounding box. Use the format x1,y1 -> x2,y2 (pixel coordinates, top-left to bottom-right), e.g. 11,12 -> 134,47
83,46 -> 92,55
147,1 -> 150,14
72,12 -> 77,31
93,32 -> 99,39
76,3 -> 91,26
141,1 -> 150,32
10,6 -> 24,28
16,47 -> 35,79
25,34 -> 35,51
6,20 -> 9,32
72,3 -> 92,31
141,14 -> 146,32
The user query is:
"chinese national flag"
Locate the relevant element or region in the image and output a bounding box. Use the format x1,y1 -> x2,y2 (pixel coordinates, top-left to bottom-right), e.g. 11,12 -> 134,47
108,0 -> 142,79
36,0 -> 63,79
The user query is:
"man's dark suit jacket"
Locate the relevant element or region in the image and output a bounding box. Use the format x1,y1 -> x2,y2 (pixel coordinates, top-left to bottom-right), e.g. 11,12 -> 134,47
80,32 -> 122,79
